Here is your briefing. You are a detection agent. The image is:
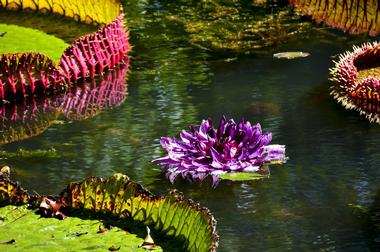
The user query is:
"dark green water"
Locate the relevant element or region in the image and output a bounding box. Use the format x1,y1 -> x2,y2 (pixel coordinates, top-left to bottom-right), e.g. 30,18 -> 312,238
1,1 -> 380,251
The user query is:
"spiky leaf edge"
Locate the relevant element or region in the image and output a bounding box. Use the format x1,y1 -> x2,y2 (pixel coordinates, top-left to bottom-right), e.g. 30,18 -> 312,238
289,0 -> 380,36
329,41 -> 380,122
0,13 -> 130,101
0,173 -> 219,252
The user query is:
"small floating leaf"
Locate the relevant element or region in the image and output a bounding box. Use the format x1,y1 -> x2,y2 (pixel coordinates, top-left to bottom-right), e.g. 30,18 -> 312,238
273,51 -> 310,59
219,172 -> 269,181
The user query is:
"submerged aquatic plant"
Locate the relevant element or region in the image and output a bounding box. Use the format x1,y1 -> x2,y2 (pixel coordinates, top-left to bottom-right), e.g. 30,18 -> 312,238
170,1 -> 311,54
153,116 -> 286,186
330,42 -> 380,123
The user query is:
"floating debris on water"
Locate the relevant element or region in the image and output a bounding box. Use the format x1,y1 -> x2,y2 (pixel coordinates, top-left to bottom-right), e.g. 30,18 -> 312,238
0,166 -> 10,177
139,226 -> 156,250
273,51 -> 310,59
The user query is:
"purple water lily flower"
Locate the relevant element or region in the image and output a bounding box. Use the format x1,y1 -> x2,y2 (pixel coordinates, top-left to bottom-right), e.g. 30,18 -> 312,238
153,116 -> 286,186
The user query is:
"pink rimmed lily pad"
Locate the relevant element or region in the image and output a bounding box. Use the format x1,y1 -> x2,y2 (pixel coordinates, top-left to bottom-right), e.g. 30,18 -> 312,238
0,11 -> 130,101
330,42 -> 380,123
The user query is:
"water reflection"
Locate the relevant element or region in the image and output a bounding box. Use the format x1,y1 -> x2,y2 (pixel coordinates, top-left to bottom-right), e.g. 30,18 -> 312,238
131,0 -> 313,54
369,190 -> 380,250
0,98 -> 60,144
0,62 -> 129,144
331,87 -> 380,124
62,61 -> 129,120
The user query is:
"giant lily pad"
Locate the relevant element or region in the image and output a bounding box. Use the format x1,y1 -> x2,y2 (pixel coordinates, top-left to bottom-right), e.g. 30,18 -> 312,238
0,24 -> 68,62
330,42 -> 380,123
0,8 -> 97,44
290,0 -> 380,36
0,0 -> 130,100
0,205 -> 165,251
0,0 -> 120,25
0,173 -> 219,251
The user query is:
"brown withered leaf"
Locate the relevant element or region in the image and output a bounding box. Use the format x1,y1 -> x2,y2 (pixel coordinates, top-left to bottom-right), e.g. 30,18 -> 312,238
139,226 -> 156,250
0,239 -> 15,245
108,245 -> 121,251
0,166 -> 10,178
39,197 -> 66,219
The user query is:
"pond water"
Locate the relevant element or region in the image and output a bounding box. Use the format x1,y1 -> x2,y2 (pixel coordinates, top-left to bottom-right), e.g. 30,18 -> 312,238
1,1 -> 380,251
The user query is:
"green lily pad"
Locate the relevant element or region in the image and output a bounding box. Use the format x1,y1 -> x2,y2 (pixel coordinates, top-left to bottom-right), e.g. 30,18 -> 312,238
0,24 -> 68,63
0,205 -> 163,251
0,9 -> 97,44
219,172 -> 269,181
0,173 -> 219,252
1,0 -> 120,25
